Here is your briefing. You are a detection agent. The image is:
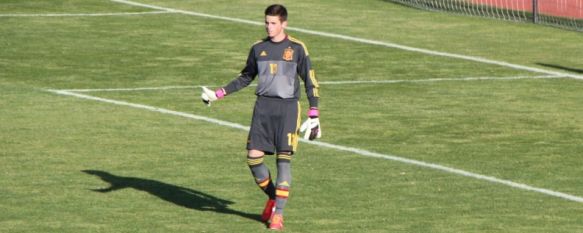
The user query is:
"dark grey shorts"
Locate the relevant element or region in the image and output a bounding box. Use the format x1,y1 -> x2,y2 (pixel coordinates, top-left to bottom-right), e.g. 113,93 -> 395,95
247,96 -> 301,154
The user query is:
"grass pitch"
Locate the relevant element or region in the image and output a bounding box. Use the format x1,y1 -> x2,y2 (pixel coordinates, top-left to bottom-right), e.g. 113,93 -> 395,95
1,0 -> 582,232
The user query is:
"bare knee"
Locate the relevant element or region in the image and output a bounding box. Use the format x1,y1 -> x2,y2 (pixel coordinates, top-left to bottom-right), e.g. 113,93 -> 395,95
248,149 -> 265,158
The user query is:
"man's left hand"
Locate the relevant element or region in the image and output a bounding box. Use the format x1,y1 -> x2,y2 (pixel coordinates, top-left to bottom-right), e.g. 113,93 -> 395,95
300,107 -> 321,140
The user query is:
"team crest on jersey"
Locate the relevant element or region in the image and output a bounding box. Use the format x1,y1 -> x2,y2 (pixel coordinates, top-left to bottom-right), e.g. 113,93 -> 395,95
282,47 -> 293,61
260,51 -> 267,56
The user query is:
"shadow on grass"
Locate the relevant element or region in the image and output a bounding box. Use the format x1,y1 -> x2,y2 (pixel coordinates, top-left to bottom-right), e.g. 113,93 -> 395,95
536,63 -> 583,74
82,170 -> 262,223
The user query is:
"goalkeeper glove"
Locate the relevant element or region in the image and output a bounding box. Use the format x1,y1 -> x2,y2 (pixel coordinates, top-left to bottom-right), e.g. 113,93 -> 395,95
201,86 -> 225,106
299,107 -> 321,140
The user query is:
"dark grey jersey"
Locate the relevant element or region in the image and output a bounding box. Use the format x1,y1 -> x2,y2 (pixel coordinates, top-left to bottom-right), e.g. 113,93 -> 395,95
223,36 -> 320,108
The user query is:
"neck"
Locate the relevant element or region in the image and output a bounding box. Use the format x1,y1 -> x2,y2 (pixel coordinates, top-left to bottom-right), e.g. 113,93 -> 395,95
270,33 -> 287,43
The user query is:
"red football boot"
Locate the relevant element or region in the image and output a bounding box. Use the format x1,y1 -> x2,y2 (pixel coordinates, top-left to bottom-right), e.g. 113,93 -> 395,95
268,213 -> 284,231
261,199 -> 276,222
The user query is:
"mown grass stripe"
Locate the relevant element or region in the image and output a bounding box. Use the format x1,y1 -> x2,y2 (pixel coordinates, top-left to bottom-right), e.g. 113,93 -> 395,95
56,74 -> 563,92
46,89 -> 583,204
0,11 -> 172,17
110,0 -> 583,80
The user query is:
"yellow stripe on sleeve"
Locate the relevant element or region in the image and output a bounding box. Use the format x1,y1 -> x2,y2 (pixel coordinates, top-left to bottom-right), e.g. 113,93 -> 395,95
309,69 -> 319,87
289,36 -> 309,56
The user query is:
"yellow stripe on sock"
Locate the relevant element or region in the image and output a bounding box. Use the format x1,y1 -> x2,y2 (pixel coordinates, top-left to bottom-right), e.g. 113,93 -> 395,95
276,189 -> 289,198
247,157 -> 264,166
258,179 -> 270,188
277,154 -> 292,161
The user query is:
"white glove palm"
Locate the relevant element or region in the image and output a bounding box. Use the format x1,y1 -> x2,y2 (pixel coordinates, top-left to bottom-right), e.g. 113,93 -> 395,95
201,86 -> 218,106
299,117 -> 321,140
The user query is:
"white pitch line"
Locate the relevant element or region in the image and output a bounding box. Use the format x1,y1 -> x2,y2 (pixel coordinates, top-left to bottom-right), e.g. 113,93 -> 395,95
56,74 -> 563,93
0,11 -> 172,17
46,88 -> 583,204
318,74 -> 563,85
47,89 -> 248,131
61,85 -> 203,93
110,0 -> 583,81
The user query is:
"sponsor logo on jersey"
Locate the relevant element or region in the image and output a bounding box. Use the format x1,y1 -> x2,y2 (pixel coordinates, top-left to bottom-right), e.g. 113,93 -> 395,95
260,51 -> 267,56
270,63 -> 278,75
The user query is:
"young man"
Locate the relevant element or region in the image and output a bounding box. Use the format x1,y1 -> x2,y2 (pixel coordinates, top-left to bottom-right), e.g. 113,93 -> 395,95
200,4 -> 321,231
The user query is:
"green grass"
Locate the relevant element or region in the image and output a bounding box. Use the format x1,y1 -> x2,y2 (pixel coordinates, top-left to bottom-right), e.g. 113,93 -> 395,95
1,0 -> 582,232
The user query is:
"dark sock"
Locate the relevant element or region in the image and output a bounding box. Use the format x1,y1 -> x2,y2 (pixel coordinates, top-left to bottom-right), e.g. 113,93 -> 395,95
247,155 -> 276,199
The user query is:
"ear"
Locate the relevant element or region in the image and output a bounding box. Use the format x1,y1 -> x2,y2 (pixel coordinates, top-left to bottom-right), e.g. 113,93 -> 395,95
282,20 -> 288,29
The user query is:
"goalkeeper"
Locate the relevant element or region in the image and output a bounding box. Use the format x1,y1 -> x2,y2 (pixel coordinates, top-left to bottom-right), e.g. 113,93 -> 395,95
201,4 -> 320,231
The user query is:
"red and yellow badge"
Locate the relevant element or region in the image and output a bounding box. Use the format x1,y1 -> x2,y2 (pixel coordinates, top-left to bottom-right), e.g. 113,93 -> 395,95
282,47 -> 294,61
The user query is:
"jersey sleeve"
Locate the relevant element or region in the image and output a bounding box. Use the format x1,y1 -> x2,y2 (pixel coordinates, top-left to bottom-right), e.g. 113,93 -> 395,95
223,47 -> 258,95
297,46 -> 320,108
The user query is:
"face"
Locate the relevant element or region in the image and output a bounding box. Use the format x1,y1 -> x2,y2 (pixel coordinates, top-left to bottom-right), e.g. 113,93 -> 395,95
265,15 -> 287,40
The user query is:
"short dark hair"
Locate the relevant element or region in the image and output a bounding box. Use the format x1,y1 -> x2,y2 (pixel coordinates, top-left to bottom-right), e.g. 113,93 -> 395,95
264,4 -> 287,22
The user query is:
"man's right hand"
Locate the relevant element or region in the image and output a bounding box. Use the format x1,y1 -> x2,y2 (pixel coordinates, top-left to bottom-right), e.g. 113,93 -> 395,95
201,86 -> 225,106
